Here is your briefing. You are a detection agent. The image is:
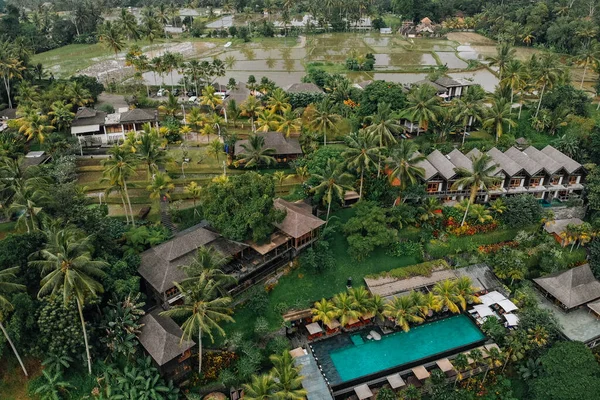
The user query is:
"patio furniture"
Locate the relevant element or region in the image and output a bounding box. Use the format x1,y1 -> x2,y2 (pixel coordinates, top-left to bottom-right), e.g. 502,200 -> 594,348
497,299 -> 518,313
354,384 -> 374,400
412,365 -> 431,381
504,313 -> 519,327
386,373 -> 406,390
369,330 -> 382,341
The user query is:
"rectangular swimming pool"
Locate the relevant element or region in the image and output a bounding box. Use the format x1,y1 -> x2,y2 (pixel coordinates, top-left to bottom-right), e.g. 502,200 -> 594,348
325,314 -> 484,383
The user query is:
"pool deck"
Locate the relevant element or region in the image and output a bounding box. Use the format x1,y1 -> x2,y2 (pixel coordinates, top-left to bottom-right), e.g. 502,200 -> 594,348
294,352 -> 334,400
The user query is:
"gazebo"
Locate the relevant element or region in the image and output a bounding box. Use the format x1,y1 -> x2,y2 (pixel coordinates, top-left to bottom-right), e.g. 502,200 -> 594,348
534,264 -> 600,310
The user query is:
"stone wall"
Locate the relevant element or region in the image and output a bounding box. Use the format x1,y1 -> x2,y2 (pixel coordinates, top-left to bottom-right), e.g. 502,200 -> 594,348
552,206 -> 586,220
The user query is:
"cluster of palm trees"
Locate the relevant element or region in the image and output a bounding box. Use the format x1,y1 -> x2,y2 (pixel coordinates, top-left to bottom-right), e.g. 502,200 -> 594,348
558,221 -> 595,252
311,277 -> 480,333
242,351 -> 307,400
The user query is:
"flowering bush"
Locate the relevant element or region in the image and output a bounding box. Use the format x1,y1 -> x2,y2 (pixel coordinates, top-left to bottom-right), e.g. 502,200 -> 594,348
202,351 -> 237,381
477,241 -> 519,254
445,217 -> 498,236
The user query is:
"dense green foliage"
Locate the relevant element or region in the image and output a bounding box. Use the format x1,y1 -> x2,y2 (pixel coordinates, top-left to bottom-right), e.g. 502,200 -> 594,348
501,195 -> 544,228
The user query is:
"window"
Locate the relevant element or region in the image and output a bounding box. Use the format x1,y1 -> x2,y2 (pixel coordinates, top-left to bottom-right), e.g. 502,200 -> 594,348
509,178 -> 522,188
427,182 -> 440,193
529,177 -> 542,187
569,176 -> 579,185
550,176 -> 561,185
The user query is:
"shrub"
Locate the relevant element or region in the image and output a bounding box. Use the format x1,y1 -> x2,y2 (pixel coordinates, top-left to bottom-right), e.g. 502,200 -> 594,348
501,195 -> 543,228
387,241 -> 424,261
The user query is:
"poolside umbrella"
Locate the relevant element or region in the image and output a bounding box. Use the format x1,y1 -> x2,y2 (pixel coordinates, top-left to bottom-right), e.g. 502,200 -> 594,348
436,358 -> 457,377
412,365 -> 431,381
497,299 -> 518,313
306,322 -> 323,335
289,347 -> 306,358
354,384 -> 374,400
473,304 -> 495,318
325,319 -> 341,330
386,373 -> 406,389
504,313 -> 519,327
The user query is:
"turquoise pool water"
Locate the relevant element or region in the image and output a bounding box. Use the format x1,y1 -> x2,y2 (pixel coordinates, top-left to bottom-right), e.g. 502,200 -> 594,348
329,314 -> 485,382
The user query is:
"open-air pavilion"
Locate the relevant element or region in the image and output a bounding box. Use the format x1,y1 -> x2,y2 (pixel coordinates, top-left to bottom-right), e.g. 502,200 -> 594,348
534,264 -> 600,311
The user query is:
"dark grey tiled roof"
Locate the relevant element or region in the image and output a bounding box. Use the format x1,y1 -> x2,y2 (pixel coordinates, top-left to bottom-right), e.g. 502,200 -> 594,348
138,309 -> 195,366
434,76 -> 463,88
426,150 -> 456,180
0,108 -> 16,119
71,108 -> 107,127
413,79 -> 447,93
119,108 -> 157,123
522,146 -> 563,175
504,147 -> 544,176
541,145 -> 583,174
284,83 -> 324,93
487,147 -> 523,177
534,264 -> 600,309
234,132 -> 302,156
446,148 -> 473,172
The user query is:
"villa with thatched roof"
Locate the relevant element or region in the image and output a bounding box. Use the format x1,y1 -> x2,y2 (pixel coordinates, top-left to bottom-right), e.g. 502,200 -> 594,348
534,264 -> 600,310
234,131 -> 303,163
273,198 -> 325,250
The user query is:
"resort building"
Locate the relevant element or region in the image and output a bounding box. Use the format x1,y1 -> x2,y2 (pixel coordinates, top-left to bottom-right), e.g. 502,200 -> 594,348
533,264 -> 600,347
412,77 -> 472,100
70,107 -> 158,146
273,199 -> 326,251
284,82 -> 324,94
544,218 -> 585,247
416,145 -> 585,204
137,309 -> 195,382
234,131 -> 303,163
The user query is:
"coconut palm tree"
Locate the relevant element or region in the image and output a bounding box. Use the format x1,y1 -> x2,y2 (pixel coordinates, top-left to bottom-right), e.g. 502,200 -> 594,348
311,98 -> 340,146
348,287 -> 372,315
7,178 -> 49,233
256,108 -> 281,132
483,347 -> 504,382
403,84 -> 441,134
147,172 -> 175,202
224,55 -> 237,70
243,374 -> 277,400
532,53 -> 562,118
237,134 -> 277,169
453,353 -> 470,386
342,131 -> 381,199
383,295 -> 424,332
137,127 -> 170,180
455,277 -> 481,310
200,85 -> 223,112
469,204 -> 493,224
0,266 -> 28,376
366,102 -> 400,147
500,60 -> 527,109
48,101 -> 75,132
184,181 -> 202,211
332,292 -> 361,327
452,153 -> 501,226
432,280 -> 462,313
160,275 -> 234,373
16,112 -> 54,144
576,41 -> 600,89
485,42 -> 516,81
482,97 -> 517,142
269,350 -> 307,400
0,51 -> 25,109
180,246 -> 235,295
65,81 -> 92,108
408,290 -> 429,319
158,93 -> 181,118
267,88 -> 291,115
423,292 -> 442,317
30,226 -> 108,374
277,108 -> 302,137
118,8 -> 141,41
312,298 -> 337,326
387,141 -> 426,190
207,138 -> 225,164
241,96 -> 262,132
310,159 -> 354,224
295,166 -> 309,183
102,145 -> 138,226
99,21 -> 125,60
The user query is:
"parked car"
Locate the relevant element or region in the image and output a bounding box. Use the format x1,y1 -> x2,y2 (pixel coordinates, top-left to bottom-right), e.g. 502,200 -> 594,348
186,90 -> 197,97
188,96 -> 198,104
156,88 -> 168,97
173,88 -> 180,96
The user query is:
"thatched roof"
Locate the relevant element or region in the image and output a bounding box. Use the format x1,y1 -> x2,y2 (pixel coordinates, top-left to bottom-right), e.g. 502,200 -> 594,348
534,264 -> 600,309
138,309 -> 195,366
71,108 -> 107,127
544,218 -> 584,236
273,198 -> 325,239
119,108 -> 157,123
234,132 -> 302,156
434,76 -> 464,88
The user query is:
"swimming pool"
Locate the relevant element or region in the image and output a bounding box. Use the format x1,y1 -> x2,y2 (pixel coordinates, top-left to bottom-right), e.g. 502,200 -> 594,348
318,314 -> 484,384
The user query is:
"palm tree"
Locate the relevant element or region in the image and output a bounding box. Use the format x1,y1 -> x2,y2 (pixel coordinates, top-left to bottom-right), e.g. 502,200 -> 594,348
102,145 -> 138,226
160,275 -> 234,372
200,85 -> 223,112
348,287 -> 372,315
469,204 -> 493,224
366,102 -> 400,147
482,97 -> 516,142
48,101 -> 75,132
295,166 -> 309,183
224,55 -> 237,70
332,292 -> 361,327
16,112 -> 54,143
432,280 -> 462,313
118,8 -> 141,41
237,134 -> 277,169
383,295 -> 424,332
147,172 -> 175,202
501,60 -> 527,109
533,53 -> 562,118
312,298 -> 337,326
483,347 -> 504,382
277,108 -> 302,137
7,179 -> 49,233
408,290 -> 429,319
311,98 -> 340,146
576,41 -> 600,89
455,277 -> 481,310
310,159 -> 354,223
158,93 -> 181,118
452,153 -> 501,226
66,81 -> 92,107
137,127 -> 170,180
0,266 -> 28,376
342,131 -> 381,198
485,42 -> 516,81
184,181 -> 202,210
267,88 -> 291,115
180,246 -> 235,294
269,350 -> 307,400
387,141 -> 426,191
256,108 -> 281,132
30,226 -> 108,374
423,292 -> 441,317
403,84 -> 441,134
99,21 -> 125,60
241,96 -> 262,132
0,52 -> 25,109
207,138 -> 225,163
243,374 -> 277,400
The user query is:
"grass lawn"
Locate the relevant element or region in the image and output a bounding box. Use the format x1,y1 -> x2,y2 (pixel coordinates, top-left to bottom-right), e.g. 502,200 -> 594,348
215,207 -> 418,343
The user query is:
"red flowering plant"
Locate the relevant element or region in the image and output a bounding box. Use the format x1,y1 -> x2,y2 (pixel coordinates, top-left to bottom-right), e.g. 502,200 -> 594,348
477,241 -> 519,254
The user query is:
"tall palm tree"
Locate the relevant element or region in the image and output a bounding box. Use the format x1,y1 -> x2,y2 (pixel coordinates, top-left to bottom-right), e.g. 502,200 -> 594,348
423,292 -> 441,317
243,374 -> 278,400
310,159 -> 354,223
0,52 -> 25,109
8,179 -> 49,233
310,98 -> 340,146
432,280 -> 462,313
102,145 -> 138,226
200,85 -> 223,112
137,127 -> 170,180
99,21 -> 125,60
66,81 -> 92,107
180,246 -> 235,295
501,60 -> 527,109
241,96 -> 262,132
348,287 -> 372,315
403,84 -> 441,134
207,138 -> 225,163
267,88 -> 291,115
160,275 -> 234,372
532,53 -> 562,118
256,108 -> 281,132
277,108 -> 302,137
48,101 -> 75,132
118,8 -> 141,41
482,97 -> 516,142
16,112 -> 54,143
452,153 -> 501,226
366,102 -> 400,147
312,298 -> 337,326
147,172 -> 175,202
184,181 -> 202,210
237,134 -> 277,169
0,266 -> 28,376
342,130 -> 381,198
576,41 -> 600,89
158,93 -> 180,118
485,42 -> 516,81
269,350 -> 307,400
332,292 -> 361,327
383,295 -> 424,332
455,277 -> 481,310
387,141 -> 426,191
30,226 -> 108,374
